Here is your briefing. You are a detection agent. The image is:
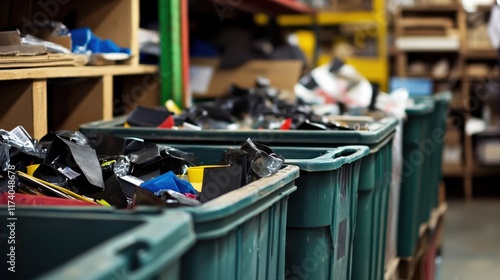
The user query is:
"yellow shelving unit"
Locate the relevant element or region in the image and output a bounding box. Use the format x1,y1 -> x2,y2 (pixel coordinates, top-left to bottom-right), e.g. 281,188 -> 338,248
276,0 -> 388,91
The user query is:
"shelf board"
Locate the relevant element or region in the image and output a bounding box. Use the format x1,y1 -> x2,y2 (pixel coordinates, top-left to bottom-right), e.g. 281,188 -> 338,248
472,165 -> 500,176
475,4 -> 495,12
405,74 -> 451,82
400,4 -> 460,12
212,0 -> 314,15
463,49 -> 498,59
466,74 -> 499,80
0,65 -> 158,81
442,164 -> 464,176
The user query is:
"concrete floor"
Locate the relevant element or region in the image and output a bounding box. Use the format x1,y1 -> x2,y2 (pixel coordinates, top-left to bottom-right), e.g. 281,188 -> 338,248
441,200 -> 500,280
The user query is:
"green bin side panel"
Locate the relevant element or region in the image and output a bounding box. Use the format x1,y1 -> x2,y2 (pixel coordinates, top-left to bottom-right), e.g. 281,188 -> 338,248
285,160 -> 362,280
152,136 -> 391,280
430,92 -> 451,208
399,98 -> 435,257
180,184 -> 294,280
0,209 -> 195,280
169,144 -> 368,280
351,139 -> 393,280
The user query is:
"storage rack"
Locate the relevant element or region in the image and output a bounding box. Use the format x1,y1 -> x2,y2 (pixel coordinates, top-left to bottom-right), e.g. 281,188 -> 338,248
392,2 -> 499,200
275,0 -> 389,91
0,0 -> 159,139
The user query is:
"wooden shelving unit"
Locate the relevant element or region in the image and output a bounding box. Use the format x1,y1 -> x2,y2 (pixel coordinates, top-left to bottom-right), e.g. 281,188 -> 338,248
393,1 -> 499,200
0,65 -> 158,81
0,0 -> 160,139
276,0 -> 389,91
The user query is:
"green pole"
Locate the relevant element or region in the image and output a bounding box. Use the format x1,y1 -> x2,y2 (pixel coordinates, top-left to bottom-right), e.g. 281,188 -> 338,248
159,0 -> 183,107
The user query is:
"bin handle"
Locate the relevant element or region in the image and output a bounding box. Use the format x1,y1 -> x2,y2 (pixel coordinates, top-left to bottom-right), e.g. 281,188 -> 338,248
111,216 -> 195,279
285,145 -> 369,172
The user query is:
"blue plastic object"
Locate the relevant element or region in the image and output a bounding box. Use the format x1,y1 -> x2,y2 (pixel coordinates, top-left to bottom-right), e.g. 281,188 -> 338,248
141,171 -> 196,195
71,27 -> 131,54
390,77 -> 433,96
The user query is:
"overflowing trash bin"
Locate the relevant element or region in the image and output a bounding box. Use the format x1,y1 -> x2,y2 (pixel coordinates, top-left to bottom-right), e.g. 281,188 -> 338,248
81,116 -> 397,280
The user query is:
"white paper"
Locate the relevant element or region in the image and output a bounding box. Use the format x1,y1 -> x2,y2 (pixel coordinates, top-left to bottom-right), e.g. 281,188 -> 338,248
58,166 -> 81,180
488,5 -> 500,48
190,65 -> 214,94
120,175 -> 144,187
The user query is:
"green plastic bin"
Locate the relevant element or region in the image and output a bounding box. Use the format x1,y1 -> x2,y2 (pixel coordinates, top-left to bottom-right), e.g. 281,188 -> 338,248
163,144 -> 368,279
398,98 -> 435,257
0,207 -> 195,280
81,116 -> 397,280
428,92 -> 451,208
178,164 -> 299,280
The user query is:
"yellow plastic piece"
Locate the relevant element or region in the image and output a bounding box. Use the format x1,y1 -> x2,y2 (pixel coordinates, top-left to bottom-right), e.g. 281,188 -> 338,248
96,199 -> 111,207
18,172 -> 99,205
187,165 -> 230,192
27,164 -> 40,176
124,122 -> 130,128
165,99 -> 182,115
101,160 -> 116,167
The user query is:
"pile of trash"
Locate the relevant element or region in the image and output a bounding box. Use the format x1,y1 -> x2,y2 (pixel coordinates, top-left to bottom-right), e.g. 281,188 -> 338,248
0,126 -> 284,208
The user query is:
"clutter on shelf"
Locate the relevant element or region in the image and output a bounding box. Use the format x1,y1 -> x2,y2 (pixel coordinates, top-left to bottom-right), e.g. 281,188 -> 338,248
0,30 -> 88,68
0,19 -> 134,68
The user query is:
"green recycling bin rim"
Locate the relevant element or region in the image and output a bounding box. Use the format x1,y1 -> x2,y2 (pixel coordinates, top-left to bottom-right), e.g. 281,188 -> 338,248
6,207 -> 196,280
433,91 -> 452,103
80,116 -> 398,145
170,164 -> 299,240
283,145 -> 369,172
405,99 -> 435,115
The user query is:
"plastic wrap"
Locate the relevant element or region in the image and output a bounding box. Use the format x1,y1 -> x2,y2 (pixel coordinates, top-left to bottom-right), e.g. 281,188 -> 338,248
161,146 -> 200,167
113,156 -> 131,177
159,189 -> 201,207
240,139 -> 284,178
21,35 -> 71,54
22,20 -> 69,36
0,127 -> 46,159
0,142 -> 10,172
56,130 -> 90,147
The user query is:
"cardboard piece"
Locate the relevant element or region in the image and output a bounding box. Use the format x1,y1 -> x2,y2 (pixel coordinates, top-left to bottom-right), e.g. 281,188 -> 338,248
0,53 -> 88,68
0,31 -> 47,56
190,58 -> 302,98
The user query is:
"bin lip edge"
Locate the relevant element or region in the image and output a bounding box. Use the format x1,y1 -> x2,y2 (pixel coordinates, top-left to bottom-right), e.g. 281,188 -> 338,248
79,116 -> 398,145
182,165 -> 299,221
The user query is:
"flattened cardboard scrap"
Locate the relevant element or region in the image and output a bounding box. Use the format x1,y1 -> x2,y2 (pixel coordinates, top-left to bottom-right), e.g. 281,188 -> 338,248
0,53 -> 88,68
0,30 -> 47,56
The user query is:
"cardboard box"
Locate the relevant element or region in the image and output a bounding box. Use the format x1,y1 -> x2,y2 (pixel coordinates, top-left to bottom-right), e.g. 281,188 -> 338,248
0,30 -> 46,56
190,58 -> 302,98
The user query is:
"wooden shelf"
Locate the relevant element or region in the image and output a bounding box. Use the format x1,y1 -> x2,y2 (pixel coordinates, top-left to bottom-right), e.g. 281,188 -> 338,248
400,4 -> 460,12
442,164 -> 464,176
405,74 -> 452,82
463,50 -> 499,59
475,5 -> 495,12
472,165 -> 500,176
0,65 -> 158,81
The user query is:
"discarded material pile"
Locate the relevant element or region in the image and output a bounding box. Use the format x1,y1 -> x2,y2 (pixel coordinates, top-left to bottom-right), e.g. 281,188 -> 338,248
0,126 -> 284,208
